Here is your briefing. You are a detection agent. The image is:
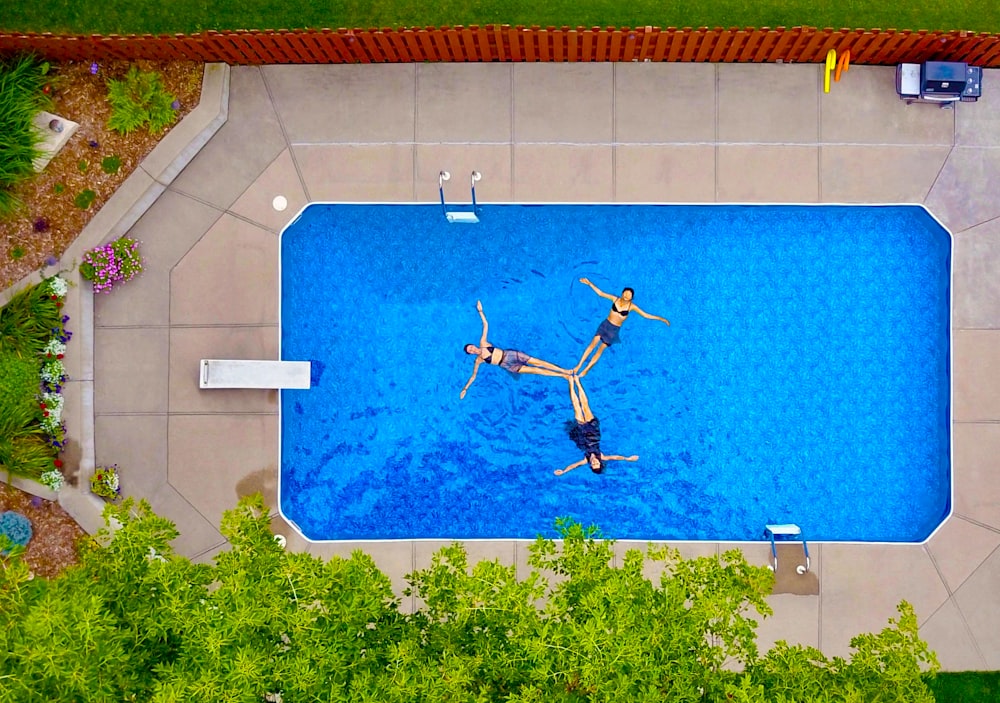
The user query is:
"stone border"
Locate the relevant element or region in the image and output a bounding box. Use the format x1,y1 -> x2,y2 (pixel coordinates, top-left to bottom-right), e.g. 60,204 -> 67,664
0,63 -> 230,533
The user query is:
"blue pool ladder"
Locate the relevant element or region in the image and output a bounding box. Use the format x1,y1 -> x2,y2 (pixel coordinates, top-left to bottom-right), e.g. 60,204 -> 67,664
439,170 -> 481,223
765,524 -> 811,574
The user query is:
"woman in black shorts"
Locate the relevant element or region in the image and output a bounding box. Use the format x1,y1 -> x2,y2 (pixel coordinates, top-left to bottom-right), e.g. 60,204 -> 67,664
573,278 -> 670,378
461,300 -> 571,399
555,375 -> 638,475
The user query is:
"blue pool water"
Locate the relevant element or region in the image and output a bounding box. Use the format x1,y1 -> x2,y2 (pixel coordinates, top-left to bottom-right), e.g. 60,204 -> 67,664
279,204 -> 951,543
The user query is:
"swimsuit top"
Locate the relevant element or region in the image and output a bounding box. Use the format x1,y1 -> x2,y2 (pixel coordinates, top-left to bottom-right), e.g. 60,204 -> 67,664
482,345 -> 500,364
612,301 -> 631,317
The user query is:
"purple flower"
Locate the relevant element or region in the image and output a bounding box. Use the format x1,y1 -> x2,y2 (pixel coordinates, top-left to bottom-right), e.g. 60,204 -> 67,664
30,496 -> 44,509
34,218 -> 50,233
46,255 -> 59,267
90,62 -> 99,74
88,140 -> 99,148
171,99 -> 181,110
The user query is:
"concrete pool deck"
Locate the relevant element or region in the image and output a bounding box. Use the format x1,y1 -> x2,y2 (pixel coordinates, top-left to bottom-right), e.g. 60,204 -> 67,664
86,63 -> 1000,669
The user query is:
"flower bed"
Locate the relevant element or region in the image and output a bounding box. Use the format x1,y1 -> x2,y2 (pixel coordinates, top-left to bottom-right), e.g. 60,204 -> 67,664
0,275 -> 72,484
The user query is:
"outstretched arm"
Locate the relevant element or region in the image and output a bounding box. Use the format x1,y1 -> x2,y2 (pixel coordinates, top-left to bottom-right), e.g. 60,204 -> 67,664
579,277 -> 615,301
460,358 -> 483,399
476,300 -> 489,345
630,303 -> 670,326
554,458 -> 588,476
601,454 -> 640,462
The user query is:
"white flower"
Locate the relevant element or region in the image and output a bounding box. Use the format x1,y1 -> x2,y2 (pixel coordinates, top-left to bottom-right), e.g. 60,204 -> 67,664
40,470 -> 65,492
39,392 -> 64,435
40,359 -> 66,385
47,276 -> 68,298
43,339 -> 67,356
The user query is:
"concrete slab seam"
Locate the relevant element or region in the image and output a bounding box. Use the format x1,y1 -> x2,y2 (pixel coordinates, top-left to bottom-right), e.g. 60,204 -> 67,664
923,144 -> 958,204
258,67 -> 313,204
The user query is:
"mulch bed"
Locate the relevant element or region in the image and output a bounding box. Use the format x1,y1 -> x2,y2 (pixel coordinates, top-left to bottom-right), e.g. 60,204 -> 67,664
0,482 -> 89,579
1,59 -> 203,290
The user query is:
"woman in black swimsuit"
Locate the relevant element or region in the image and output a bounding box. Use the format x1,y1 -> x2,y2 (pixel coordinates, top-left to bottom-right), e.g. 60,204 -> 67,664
555,375 -> 638,475
573,278 -> 670,378
461,300 -> 572,399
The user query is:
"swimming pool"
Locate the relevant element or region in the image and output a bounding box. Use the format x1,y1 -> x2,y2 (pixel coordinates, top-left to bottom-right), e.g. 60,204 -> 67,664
278,204 -> 951,543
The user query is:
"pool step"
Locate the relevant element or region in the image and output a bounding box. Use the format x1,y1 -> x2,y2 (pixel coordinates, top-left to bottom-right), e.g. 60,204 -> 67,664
765,523 -> 810,574
439,169 -> 482,223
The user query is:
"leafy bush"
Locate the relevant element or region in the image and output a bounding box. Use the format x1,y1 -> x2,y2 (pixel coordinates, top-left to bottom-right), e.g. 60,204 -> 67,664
79,236 -> 144,293
106,66 -> 177,134
90,465 -> 121,499
73,188 -> 96,209
0,351 -> 42,419
0,511 -> 32,554
0,54 -> 53,218
101,155 -> 122,174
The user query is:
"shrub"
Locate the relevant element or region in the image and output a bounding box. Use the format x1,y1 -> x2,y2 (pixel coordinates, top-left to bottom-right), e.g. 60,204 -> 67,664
0,511 -> 33,554
0,54 -> 53,218
73,188 -> 96,209
101,155 -> 121,174
91,465 -> 121,499
0,351 -> 41,420
79,236 -> 144,293
106,66 -> 177,135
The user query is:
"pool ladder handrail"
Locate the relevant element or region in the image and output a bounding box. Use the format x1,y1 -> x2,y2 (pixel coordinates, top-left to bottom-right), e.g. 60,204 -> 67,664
764,523 -> 811,574
439,170 -> 482,223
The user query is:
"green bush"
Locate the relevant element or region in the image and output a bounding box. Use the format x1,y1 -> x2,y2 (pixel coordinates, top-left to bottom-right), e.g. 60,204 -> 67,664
106,66 -> 177,135
0,54 -> 53,218
0,409 -> 53,479
0,351 -> 43,419
0,511 -> 33,554
73,188 -> 96,209
100,155 -> 122,174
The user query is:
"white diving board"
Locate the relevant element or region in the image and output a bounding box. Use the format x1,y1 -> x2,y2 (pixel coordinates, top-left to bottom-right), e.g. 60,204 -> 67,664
199,359 -> 311,389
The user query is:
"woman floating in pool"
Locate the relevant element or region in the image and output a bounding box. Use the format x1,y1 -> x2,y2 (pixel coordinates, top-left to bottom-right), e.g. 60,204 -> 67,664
573,278 -> 670,377
460,300 -> 572,399
555,375 -> 638,475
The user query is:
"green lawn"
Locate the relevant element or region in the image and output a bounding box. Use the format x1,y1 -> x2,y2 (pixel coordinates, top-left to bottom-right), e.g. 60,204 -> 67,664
1,0 -> 999,36
928,672 -> 1000,702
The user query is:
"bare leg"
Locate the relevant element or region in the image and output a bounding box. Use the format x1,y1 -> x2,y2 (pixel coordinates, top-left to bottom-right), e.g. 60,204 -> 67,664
573,375 -> 595,422
517,366 -> 570,378
577,343 -> 608,378
568,376 -> 585,423
573,336 -> 601,374
525,356 -> 572,374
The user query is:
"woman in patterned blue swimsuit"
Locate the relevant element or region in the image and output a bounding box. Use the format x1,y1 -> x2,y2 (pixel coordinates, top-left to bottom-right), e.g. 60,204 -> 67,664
573,278 -> 671,378
461,300 -> 571,399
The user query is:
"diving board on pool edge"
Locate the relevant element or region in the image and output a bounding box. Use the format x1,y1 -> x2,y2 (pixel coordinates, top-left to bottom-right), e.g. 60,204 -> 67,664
199,359 -> 311,389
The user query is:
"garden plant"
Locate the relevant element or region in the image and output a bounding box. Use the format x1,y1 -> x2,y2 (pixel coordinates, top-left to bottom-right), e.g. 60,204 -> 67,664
89,465 -> 121,500
0,54 -> 52,218
0,510 -> 33,554
106,65 -> 177,135
0,496 -> 940,701
0,276 -> 71,484
78,235 -> 144,293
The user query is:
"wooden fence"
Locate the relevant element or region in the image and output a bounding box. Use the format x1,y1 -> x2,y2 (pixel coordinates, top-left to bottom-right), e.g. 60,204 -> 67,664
2,26 -> 1000,66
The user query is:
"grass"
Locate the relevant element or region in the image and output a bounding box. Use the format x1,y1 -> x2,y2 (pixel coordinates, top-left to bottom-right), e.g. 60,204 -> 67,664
0,55 -> 52,219
1,0 -> 999,36
927,672 -> 1000,702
